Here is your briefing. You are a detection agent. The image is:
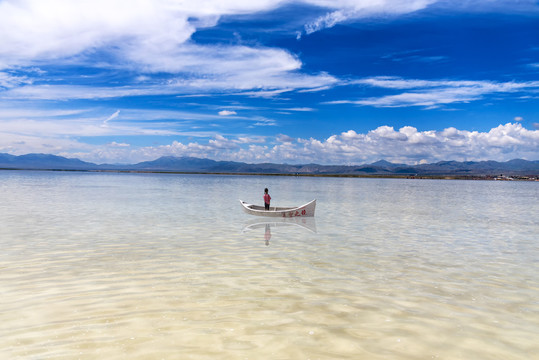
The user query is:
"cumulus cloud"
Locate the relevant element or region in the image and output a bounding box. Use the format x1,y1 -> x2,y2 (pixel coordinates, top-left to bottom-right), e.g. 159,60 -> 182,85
299,123 -> 539,164
277,134 -> 295,143
109,141 -> 130,147
276,122 -> 538,164
4,122 -> 535,165
370,126 -> 407,140
209,134 -> 238,149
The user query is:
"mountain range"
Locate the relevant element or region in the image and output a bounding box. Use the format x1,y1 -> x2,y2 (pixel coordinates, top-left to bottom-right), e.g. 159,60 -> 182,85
1,153 -> 538,177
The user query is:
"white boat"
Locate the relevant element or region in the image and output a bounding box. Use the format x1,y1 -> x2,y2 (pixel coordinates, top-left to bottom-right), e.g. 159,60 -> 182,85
239,199 -> 316,217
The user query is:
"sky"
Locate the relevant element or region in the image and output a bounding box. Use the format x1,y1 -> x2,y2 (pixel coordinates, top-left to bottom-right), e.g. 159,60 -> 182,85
1,0 -> 539,165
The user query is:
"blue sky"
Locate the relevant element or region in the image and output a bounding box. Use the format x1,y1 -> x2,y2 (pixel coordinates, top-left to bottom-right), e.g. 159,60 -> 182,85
1,0 -> 538,164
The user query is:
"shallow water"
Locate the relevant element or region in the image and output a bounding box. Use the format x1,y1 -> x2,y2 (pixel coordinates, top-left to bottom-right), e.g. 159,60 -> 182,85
0,171 -> 537,359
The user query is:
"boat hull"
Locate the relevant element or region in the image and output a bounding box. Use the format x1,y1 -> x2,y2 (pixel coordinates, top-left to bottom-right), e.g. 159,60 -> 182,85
240,199 -> 316,217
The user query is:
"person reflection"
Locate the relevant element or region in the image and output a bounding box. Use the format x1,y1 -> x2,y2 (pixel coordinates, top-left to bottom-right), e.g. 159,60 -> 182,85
264,223 -> 271,246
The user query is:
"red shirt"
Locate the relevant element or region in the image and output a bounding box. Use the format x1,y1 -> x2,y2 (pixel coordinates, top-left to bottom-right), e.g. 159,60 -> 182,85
263,193 -> 271,204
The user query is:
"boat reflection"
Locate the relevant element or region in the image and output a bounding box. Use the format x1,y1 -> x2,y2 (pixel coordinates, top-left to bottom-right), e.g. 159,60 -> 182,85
242,217 -> 317,246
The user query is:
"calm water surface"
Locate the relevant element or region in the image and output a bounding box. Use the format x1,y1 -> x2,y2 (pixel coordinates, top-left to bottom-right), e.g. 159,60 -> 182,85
0,171 -> 537,359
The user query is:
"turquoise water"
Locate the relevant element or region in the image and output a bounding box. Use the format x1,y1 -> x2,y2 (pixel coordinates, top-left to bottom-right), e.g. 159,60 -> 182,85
1,171 -> 537,359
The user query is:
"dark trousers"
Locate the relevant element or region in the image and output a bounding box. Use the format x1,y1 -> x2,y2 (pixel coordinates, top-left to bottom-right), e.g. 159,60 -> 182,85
265,203 -> 270,210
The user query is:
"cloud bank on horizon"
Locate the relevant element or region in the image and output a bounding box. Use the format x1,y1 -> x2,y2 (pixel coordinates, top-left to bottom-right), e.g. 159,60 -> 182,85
0,0 -> 538,164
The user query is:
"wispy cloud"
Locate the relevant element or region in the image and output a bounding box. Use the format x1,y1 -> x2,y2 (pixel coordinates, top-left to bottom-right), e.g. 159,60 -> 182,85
0,1 -> 339,98
0,65 -> 338,102
328,77 -> 539,108
381,50 -> 448,63
218,110 -> 237,116
1,0 -> 532,105
302,0 -> 437,36
0,107 -> 87,119
0,72 -> 33,88
0,106 -> 233,142
252,117 -> 277,127
280,107 -> 316,112
300,0 -> 539,37
103,110 -> 120,127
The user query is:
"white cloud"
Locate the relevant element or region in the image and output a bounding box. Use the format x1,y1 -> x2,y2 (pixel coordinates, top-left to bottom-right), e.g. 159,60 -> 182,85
0,72 -> 33,88
0,0 -> 281,67
103,110 -> 120,127
0,106 -> 230,144
269,122 -> 539,164
277,134 -> 295,143
302,0 -> 437,36
4,122 -> 536,165
1,1 -> 538,165
237,136 -> 266,144
0,0 -> 338,97
252,117 -> 277,127
370,126 -> 407,140
0,107 -> 87,119
109,141 -> 130,147
329,77 -> 539,108
281,107 -> 316,112
218,110 -> 237,116
209,134 -> 238,149
300,0 -> 539,36
0,58 -> 337,102
2,1 -> 532,103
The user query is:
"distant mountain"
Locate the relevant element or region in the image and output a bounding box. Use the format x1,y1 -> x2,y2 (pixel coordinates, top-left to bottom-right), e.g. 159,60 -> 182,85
131,156 -> 224,171
412,160 -> 539,175
0,153 -> 100,170
369,160 -> 407,168
1,153 -> 538,176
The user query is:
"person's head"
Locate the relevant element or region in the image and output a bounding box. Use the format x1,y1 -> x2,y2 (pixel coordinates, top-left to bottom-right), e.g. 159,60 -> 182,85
264,188 -> 268,193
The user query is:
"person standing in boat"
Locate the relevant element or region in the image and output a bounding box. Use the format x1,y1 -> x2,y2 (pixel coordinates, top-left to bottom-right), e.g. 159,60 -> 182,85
263,188 -> 271,210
